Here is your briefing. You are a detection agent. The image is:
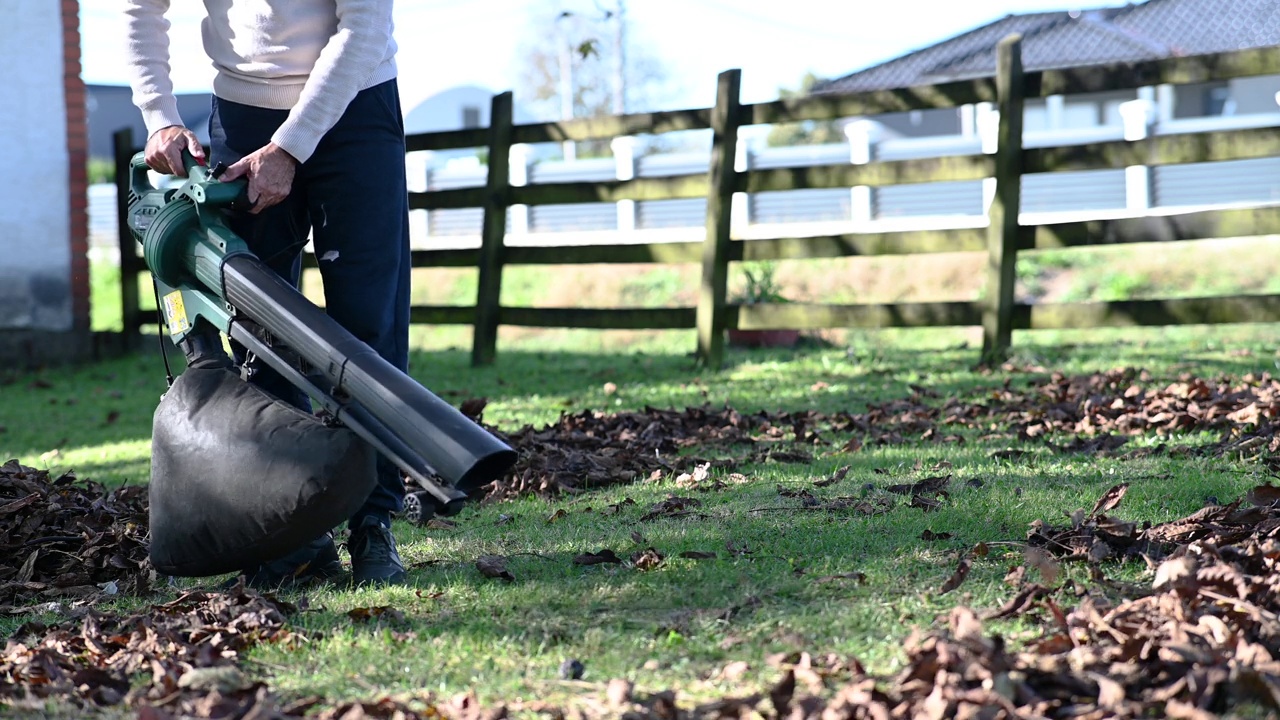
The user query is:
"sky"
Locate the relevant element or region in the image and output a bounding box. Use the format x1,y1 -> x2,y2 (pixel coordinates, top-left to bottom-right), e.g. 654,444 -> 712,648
79,0 -> 1125,114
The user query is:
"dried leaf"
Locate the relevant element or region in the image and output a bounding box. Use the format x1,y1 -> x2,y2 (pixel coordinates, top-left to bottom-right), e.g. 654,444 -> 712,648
573,549 -> 623,566
1246,483 -> 1280,506
939,555 -> 972,595
631,548 -> 665,571
814,465 -> 851,488
476,555 -> 514,581
1025,547 -> 1060,585
678,551 -> 717,560
458,397 -> 488,420
347,606 -> 406,624
1153,556 -> 1197,593
1089,482 -> 1130,518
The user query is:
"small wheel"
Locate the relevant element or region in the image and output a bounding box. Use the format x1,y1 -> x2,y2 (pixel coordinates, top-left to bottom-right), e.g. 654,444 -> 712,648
403,491 -> 432,525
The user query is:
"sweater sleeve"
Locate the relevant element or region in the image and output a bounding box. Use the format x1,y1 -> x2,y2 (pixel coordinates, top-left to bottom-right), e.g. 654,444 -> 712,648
271,0 -> 396,163
124,0 -> 186,137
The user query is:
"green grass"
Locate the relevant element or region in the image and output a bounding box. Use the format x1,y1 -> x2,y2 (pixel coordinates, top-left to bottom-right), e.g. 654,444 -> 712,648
5,326 -> 1280,713
11,256 -> 1280,712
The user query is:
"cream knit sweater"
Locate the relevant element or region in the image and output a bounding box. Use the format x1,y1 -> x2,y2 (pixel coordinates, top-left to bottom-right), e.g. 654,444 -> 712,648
125,0 -> 398,163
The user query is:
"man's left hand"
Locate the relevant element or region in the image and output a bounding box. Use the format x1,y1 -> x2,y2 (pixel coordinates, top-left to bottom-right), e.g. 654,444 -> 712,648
221,143 -> 298,214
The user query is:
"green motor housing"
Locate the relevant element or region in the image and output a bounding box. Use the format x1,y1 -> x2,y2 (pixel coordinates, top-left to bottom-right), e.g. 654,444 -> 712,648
125,152 -> 250,343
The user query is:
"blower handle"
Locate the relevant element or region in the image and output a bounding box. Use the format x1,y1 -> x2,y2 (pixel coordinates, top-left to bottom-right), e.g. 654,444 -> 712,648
129,150 -> 249,210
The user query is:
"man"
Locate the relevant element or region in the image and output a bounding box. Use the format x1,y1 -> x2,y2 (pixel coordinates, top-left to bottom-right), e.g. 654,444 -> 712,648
125,0 -> 411,586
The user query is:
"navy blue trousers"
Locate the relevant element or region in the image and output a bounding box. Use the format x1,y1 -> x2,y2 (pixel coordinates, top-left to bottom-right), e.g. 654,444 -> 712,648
208,79 -> 411,530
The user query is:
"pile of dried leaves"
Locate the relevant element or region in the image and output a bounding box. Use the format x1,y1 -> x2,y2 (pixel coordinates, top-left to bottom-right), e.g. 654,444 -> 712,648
475,369 -> 1280,499
485,406 -> 776,499
3,584 -> 296,717
0,583 -> 484,719
510,483 -> 1280,719
0,460 -> 151,611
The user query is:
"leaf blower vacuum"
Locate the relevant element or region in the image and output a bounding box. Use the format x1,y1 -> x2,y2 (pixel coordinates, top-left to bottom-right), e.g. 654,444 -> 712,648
127,152 -> 517,577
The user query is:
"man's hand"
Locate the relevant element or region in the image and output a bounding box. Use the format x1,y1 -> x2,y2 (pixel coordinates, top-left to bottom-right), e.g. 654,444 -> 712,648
220,143 -> 298,214
145,126 -> 206,177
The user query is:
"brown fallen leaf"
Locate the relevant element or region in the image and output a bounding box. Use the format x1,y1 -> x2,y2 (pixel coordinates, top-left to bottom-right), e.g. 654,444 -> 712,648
939,554 -> 972,595
920,529 -> 953,541
1025,546 -> 1060,585
639,496 -> 703,521
602,498 -> 636,515
573,549 -> 623,566
15,549 -> 38,584
814,465 -> 851,488
458,397 -> 488,420
1153,555 -> 1198,593
347,605 -> 407,624
1003,565 -> 1026,587
1088,482 -> 1130,518
678,551 -> 717,560
1246,483 -> 1280,507
476,555 -> 515,581
909,494 -> 943,512
631,548 -> 665,571
546,508 -> 568,524
886,475 -> 951,496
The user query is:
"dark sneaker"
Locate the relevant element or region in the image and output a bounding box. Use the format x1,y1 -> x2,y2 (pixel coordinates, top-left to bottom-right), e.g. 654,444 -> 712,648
349,516 -> 407,586
229,531 -> 342,590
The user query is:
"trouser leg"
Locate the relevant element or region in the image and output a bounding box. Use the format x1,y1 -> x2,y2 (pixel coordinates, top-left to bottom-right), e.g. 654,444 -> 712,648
298,80 -> 412,528
207,81 -> 411,530
208,97 -> 312,411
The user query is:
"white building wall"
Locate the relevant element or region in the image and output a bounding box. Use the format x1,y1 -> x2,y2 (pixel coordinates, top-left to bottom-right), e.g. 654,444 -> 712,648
0,3 -> 72,331
1231,75 -> 1280,115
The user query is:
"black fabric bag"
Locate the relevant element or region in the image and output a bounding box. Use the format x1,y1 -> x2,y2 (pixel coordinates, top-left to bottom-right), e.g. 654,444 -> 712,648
149,365 -> 377,577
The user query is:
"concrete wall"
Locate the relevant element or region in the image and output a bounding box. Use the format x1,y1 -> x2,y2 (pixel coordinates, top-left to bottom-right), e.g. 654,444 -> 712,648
0,3 -> 73,332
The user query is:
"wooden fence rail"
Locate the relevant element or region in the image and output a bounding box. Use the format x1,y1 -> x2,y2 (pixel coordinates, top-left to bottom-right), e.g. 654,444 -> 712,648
113,38 -> 1280,367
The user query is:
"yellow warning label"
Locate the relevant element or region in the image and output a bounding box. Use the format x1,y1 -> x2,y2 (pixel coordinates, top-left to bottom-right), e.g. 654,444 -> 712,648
161,291 -> 191,335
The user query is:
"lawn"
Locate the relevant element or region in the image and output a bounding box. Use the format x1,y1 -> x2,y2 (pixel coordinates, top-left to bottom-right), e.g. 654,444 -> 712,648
4,324 -> 1280,717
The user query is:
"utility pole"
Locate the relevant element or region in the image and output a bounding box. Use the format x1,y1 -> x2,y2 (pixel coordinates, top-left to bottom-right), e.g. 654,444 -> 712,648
556,12 -> 576,161
612,0 -> 626,115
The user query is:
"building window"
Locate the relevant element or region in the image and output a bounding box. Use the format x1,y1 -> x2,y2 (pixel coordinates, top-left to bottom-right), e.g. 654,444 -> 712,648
1205,85 -> 1233,116
1173,82 -> 1233,118
461,106 -> 481,129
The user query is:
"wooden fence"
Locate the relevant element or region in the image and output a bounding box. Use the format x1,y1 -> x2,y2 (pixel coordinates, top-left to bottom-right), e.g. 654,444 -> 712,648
114,37 -> 1280,368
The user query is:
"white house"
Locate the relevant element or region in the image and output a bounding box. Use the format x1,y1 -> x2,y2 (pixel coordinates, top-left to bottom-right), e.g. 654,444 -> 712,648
814,0 -> 1280,219
0,1 -> 90,366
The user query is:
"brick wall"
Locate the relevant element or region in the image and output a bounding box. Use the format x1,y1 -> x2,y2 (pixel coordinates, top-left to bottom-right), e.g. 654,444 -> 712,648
62,0 -> 89,331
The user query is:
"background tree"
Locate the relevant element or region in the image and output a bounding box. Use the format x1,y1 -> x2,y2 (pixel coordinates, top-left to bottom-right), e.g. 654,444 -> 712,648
766,72 -> 844,147
513,1 -> 675,156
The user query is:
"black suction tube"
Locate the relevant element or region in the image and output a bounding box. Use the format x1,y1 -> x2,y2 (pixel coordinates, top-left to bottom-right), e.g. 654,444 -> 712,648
221,254 -> 516,492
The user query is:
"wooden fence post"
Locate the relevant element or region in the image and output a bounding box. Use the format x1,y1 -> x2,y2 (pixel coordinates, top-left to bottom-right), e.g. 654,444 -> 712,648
981,35 -> 1025,365
471,91 -> 514,367
113,128 -> 143,347
696,69 -> 742,368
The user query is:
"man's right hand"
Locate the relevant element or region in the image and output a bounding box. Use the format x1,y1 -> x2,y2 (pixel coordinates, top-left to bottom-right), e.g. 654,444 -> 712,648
144,126 -> 206,177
